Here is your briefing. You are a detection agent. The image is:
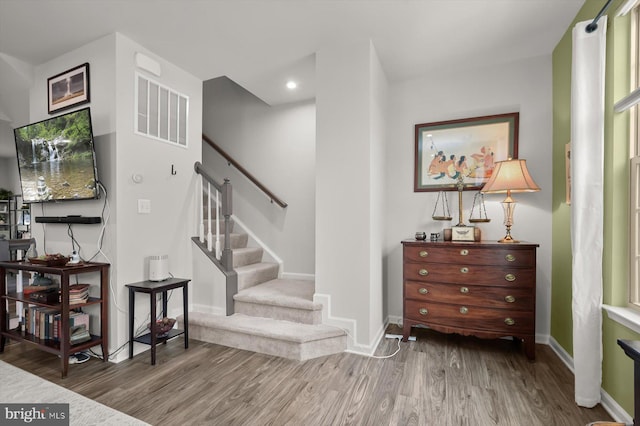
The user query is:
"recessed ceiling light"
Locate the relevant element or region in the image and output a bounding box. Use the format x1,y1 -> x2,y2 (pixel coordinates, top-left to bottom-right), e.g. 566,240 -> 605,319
286,81 -> 297,90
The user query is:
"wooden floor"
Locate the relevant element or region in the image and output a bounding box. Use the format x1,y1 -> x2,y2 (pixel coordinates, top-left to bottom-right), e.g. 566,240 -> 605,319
0,325 -> 615,426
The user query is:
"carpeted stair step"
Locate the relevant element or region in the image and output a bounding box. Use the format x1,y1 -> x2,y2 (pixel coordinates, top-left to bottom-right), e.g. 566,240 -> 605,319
202,219 -> 234,234
236,262 -> 279,291
232,247 -> 264,268
206,232 -> 248,250
183,312 -> 346,361
234,279 -> 322,324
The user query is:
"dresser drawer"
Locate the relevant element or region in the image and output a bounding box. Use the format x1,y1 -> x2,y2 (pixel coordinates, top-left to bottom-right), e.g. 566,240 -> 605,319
403,262 -> 535,287
403,244 -> 535,267
404,299 -> 534,334
404,280 -> 534,311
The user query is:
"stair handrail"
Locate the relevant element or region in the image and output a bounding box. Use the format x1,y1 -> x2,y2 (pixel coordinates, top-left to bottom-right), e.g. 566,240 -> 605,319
194,161 -> 233,271
202,134 -> 288,208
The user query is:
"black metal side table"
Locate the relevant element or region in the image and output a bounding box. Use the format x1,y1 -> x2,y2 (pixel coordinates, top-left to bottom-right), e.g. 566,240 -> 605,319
127,277 -> 190,365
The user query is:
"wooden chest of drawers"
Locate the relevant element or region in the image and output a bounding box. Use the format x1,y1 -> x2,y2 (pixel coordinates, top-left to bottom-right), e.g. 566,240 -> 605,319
401,240 -> 538,360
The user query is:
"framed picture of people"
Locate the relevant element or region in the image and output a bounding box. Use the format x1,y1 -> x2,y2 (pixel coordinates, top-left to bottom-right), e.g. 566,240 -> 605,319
414,112 -> 519,192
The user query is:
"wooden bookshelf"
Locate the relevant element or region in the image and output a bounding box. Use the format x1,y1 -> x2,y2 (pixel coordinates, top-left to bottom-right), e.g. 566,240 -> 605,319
0,261 -> 109,378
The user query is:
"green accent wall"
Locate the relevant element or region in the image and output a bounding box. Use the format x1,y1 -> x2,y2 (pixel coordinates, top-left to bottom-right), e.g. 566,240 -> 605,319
552,0 -> 639,416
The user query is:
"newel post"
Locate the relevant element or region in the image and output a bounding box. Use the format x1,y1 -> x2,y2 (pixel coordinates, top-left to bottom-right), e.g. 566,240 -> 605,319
221,178 -> 233,271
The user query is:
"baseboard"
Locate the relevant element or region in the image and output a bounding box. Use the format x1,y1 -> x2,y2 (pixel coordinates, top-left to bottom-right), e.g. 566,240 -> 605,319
281,272 -> 314,281
387,315 -> 402,326
548,336 -> 632,425
548,336 -> 575,373
190,303 -> 225,316
601,388 -> 633,425
314,293 -> 388,356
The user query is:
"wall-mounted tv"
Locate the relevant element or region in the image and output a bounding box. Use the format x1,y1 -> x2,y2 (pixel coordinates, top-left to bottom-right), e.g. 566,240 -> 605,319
13,107 -> 99,203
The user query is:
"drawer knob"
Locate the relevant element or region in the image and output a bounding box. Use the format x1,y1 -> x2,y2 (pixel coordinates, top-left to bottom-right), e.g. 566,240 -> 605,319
505,273 -> 516,282
460,267 -> 469,274
505,295 -> 516,303
419,250 -> 428,257
419,269 -> 429,276
419,308 -> 428,316
460,249 -> 469,256
505,254 -> 516,262
418,287 -> 428,295
460,287 -> 469,294
504,318 -> 515,326
460,306 -> 468,314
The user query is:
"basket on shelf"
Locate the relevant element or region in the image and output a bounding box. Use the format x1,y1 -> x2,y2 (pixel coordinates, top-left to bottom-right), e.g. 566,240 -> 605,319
148,317 -> 176,337
28,255 -> 69,267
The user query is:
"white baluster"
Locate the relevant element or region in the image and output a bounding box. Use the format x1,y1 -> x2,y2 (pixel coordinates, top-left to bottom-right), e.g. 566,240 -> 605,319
215,190 -> 221,259
207,182 -> 213,252
199,174 -> 204,243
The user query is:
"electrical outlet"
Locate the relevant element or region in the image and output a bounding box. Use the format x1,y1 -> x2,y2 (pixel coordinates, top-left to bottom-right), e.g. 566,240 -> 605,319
385,333 -> 416,341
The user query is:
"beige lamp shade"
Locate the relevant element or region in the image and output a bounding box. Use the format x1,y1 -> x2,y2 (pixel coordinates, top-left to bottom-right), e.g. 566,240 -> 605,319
481,159 -> 540,195
480,158 -> 540,243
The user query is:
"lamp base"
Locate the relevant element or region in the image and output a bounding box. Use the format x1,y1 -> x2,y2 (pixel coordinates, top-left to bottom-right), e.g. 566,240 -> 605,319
498,223 -> 519,243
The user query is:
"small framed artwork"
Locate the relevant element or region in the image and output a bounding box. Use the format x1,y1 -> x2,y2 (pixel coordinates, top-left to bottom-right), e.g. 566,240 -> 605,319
47,63 -> 90,114
452,226 -> 475,241
414,112 -> 519,192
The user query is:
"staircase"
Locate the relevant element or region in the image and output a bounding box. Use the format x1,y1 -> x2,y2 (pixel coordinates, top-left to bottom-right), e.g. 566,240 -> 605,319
182,218 -> 347,361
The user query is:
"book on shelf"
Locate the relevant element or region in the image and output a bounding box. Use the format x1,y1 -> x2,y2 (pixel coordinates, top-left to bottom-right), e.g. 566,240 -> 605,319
21,308 -> 90,343
22,283 -> 58,295
70,324 -> 91,345
29,288 -> 59,304
66,283 -> 90,305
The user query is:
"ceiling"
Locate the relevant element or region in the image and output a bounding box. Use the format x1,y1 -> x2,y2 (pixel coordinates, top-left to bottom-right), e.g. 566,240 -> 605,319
0,0 -> 587,154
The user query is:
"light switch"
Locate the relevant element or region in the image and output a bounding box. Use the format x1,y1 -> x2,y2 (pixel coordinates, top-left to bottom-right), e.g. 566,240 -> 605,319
138,199 -> 151,214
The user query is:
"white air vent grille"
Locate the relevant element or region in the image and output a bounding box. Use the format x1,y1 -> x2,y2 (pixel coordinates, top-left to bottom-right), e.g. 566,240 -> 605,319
135,73 -> 188,147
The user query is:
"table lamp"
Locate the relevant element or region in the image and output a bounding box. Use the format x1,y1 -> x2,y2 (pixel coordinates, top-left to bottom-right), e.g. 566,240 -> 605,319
480,158 -> 540,243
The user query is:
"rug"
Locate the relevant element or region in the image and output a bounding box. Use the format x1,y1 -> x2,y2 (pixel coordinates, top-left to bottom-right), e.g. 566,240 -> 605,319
0,361 -> 149,426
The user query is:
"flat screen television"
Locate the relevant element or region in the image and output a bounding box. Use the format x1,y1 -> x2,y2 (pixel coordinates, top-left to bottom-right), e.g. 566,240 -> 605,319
13,107 -> 99,203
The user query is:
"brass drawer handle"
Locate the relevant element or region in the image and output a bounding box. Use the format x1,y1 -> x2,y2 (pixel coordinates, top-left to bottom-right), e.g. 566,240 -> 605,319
419,269 -> 429,276
505,254 -> 516,262
418,287 -> 428,295
419,250 -> 428,257
460,249 -> 469,256
505,273 -> 516,282
460,287 -> 469,294
419,308 -> 428,316
460,267 -> 469,274
505,295 -> 516,303
504,318 -> 515,326
460,306 -> 468,314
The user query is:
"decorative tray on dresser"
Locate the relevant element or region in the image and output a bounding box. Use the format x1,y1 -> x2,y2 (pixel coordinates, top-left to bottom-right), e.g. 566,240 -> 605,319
401,239 -> 538,360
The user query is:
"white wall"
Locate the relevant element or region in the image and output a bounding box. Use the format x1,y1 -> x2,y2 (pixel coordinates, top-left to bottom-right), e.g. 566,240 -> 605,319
369,46 -> 388,340
384,55 -> 553,339
113,34 -> 203,359
28,33 -> 119,353
27,33 -> 203,361
316,41 -> 388,352
202,77 -> 316,276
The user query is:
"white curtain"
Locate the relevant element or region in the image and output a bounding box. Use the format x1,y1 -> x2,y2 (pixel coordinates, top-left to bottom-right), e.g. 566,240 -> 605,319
570,16 -> 607,408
